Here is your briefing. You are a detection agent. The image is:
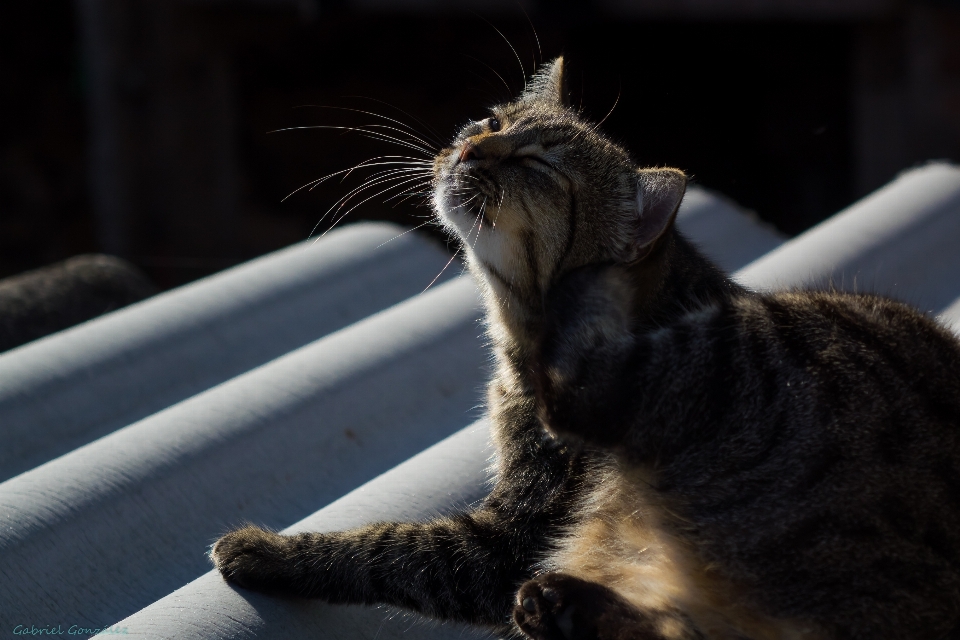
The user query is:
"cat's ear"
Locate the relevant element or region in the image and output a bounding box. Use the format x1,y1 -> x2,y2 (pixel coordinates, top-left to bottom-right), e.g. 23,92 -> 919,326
522,57 -> 569,108
629,168 -> 687,261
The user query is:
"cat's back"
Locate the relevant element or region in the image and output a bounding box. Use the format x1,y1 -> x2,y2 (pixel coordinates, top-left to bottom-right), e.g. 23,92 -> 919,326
658,288 -> 960,638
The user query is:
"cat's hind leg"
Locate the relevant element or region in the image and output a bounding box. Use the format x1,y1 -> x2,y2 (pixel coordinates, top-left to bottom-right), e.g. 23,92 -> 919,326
514,573 -> 704,640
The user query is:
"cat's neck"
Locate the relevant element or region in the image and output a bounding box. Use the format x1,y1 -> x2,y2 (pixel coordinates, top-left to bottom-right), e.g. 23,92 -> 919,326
631,231 -> 745,330
475,230 -> 743,388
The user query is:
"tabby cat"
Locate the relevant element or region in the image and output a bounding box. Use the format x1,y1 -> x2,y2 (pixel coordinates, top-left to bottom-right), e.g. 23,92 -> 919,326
212,57 -> 960,639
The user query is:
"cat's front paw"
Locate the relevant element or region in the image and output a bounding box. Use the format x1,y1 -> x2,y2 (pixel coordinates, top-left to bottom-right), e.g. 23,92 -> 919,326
211,525 -> 304,595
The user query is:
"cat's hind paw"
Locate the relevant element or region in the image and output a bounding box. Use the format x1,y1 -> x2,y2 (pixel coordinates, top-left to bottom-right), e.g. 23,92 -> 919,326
514,573 -> 591,640
211,525 -> 303,595
514,573 -> 685,640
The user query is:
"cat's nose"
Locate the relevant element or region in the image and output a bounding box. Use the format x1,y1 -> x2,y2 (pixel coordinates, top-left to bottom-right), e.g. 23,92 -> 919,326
458,142 -> 482,164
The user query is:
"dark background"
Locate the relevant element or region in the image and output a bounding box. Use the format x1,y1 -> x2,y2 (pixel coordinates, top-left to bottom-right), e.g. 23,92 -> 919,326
2,0 -> 959,289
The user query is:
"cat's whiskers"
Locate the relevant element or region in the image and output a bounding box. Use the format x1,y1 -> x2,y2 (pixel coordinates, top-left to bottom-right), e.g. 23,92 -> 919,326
293,104 -> 444,151
461,54 -> 514,101
381,178 -> 436,208
421,246 -> 462,295
287,157 -> 432,204
469,12 -> 526,89
471,197 -> 490,249
270,124 -> 435,157
342,95 -> 449,150
308,169 -> 432,240
322,173 -> 435,237
461,66 -> 512,104
388,183 -> 437,208
306,166 -> 432,239
375,221 -> 433,249
590,84 -> 621,133
324,168 -> 432,220
335,157 -> 433,185
517,0 -> 542,69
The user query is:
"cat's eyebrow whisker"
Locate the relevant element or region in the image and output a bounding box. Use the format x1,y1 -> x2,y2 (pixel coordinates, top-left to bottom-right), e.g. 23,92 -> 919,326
469,11 -> 526,88
461,54 -> 513,101
461,66 -> 510,103
516,1 -> 542,68
590,84 -> 621,133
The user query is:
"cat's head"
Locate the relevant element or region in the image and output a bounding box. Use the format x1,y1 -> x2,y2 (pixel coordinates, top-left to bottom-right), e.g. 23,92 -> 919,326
433,56 -> 686,305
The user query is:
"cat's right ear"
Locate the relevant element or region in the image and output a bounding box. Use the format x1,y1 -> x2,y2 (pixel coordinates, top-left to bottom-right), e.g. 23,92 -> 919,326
521,57 -> 569,108
629,168 -> 687,262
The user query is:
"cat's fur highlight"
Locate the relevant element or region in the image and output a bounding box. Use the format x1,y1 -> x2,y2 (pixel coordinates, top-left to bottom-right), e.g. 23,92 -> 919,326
212,57 -> 960,639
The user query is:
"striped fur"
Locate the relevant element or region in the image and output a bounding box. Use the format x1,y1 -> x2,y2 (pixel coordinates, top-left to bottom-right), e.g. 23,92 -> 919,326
212,58 -> 960,639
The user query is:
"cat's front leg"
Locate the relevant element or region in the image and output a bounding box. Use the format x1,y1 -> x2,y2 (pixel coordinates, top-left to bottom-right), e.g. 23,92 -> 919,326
514,573 -> 702,640
211,511 -> 536,628
535,264 -> 636,450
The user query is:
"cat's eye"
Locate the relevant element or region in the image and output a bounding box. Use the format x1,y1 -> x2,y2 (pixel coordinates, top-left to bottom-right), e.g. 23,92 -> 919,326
487,117 -> 501,132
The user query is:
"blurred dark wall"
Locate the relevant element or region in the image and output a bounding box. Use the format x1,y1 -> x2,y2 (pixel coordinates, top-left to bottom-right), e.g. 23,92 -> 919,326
2,1 -> 958,288
0,2 -> 92,281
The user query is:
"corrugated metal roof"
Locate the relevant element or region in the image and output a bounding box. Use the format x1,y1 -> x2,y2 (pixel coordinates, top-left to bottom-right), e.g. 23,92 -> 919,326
1,163 -> 959,638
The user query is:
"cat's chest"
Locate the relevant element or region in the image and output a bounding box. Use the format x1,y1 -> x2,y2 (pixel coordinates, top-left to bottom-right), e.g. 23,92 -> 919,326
548,465 -> 819,640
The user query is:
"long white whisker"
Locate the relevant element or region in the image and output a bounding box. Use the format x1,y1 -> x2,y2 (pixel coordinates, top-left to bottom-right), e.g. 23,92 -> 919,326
269,125 -> 434,156
591,84 -> 621,132
462,54 -> 513,99
322,174 -> 436,236
472,197 -> 488,248
492,191 -> 504,229
376,221 -> 432,249
286,157 -> 432,202
273,123 -> 436,151
343,95 -> 449,149
383,179 -> 435,205
517,2 -> 542,68
292,105 -> 441,150
471,12 -> 526,87
324,170 -> 432,221
307,171 -> 432,238
422,246 -> 462,295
